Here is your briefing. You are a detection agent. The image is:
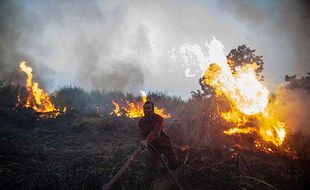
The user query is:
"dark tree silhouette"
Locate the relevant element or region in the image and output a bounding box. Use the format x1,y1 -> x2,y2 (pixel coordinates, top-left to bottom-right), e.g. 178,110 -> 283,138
196,45 -> 264,98
226,44 -> 264,81
284,72 -> 310,92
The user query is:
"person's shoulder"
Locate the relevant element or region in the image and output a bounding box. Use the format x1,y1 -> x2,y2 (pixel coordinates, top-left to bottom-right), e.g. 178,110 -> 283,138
154,113 -> 163,121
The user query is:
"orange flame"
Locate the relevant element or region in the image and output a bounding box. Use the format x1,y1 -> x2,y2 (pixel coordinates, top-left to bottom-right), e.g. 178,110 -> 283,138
112,101 -> 122,117
112,91 -> 171,119
179,38 -> 289,153
18,61 -> 61,117
201,39 -> 287,149
223,127 -> 257,135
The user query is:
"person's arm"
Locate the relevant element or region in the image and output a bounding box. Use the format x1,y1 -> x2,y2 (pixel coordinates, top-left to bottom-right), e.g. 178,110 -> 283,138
138,120 -> 145,141
139,120 -> 149,148
146,115 -> 163,143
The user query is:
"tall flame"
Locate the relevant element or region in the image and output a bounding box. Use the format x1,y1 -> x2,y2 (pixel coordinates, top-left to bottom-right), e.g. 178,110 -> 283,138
204,39 -> 286,147
112,91 -> 171,119
18,61 -> 60,115
181,38 -> 288,150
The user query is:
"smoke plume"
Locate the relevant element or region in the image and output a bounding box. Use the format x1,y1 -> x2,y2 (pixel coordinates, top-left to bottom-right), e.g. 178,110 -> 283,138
0,0 -> 309,97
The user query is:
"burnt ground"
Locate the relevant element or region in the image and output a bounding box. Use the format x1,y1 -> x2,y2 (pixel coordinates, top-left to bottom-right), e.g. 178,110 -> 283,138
0,110 -> 308,190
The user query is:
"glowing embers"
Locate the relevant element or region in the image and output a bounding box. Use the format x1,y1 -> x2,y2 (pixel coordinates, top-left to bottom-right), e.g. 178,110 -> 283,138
223,127 -> 257,135
111,91 -> 171,119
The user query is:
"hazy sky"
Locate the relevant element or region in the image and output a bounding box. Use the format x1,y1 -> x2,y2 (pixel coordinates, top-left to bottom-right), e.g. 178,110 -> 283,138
1,0 -> 309,99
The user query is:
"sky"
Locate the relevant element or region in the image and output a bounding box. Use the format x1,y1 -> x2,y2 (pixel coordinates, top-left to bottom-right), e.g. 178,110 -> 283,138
0,0 -> 309,99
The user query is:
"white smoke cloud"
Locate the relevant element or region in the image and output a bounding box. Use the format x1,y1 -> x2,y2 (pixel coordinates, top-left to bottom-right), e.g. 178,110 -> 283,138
271,87 -> 310,136
1,0 -> 309,98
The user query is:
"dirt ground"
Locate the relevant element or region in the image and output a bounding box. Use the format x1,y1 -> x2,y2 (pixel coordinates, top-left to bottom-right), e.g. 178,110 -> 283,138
0,110 -> 308,190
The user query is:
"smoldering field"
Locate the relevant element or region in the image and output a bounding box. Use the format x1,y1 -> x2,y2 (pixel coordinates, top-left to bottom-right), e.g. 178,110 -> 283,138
0,73 -> 309,190
1,0 -> 310,189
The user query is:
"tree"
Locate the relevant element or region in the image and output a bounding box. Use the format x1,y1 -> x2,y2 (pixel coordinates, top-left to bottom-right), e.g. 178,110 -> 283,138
227,44 -> 264,81
197,45 -> 265,97
284,72 -> 310,92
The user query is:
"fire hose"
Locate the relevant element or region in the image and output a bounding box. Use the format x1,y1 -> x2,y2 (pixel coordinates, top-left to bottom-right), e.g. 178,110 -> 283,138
103,144 -> 185,190
103,146 -> 143,190
148,143 -> 185,190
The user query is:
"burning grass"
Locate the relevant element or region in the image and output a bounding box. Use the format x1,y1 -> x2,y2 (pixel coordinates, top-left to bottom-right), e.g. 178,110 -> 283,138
181,38 -> 294,157
17,61 -> 63,118
111,91 -> 171,119
0,39 -> 309,189
0,111 -> 306,190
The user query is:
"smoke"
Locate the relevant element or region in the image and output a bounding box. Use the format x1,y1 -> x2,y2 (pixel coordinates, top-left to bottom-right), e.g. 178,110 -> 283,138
293,0 -> 310,76
73,36 -> 145,92
0,0 -> 147,92
0,1 -> 26,82
217,0 -> 310,88
0,1 -> 55,88
0,0 -> 309,97
219,0 -> 310,145
271,87 -> 310,137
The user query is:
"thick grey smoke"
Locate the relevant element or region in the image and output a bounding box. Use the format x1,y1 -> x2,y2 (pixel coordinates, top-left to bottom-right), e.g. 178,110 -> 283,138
0,1 -> 26,82
218,0 -> 310,88
271,87 -> 310,137
0,0 -> 309,97
0,0 -> 146,92
0,1 -> 58,87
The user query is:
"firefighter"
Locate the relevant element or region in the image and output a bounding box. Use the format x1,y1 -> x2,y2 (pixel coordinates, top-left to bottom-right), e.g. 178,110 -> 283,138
138,101 -> 180,170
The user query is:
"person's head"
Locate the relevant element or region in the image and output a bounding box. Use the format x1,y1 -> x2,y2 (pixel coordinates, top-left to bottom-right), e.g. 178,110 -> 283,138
143,101 -> 154,118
